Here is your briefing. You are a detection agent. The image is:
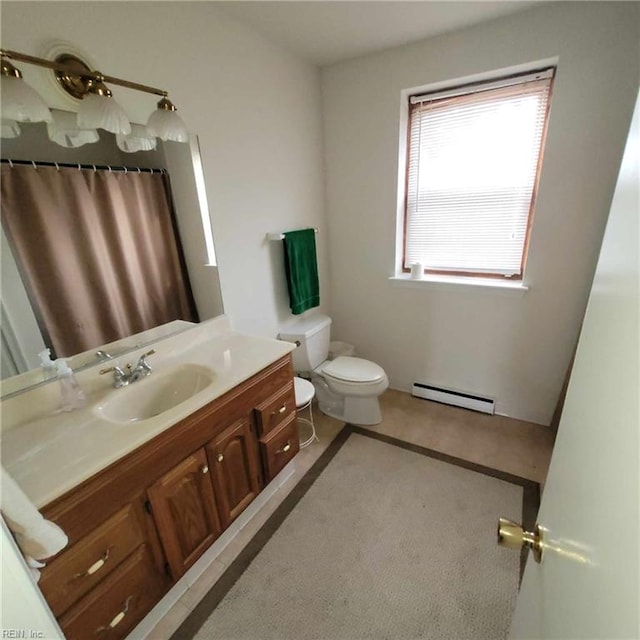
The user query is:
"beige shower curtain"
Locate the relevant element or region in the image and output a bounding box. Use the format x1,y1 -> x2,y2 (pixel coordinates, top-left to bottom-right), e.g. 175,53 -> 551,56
1,163 -> 198,358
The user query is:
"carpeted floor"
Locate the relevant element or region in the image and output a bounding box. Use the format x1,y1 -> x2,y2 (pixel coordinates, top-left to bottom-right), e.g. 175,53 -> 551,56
172,426 -> 539,640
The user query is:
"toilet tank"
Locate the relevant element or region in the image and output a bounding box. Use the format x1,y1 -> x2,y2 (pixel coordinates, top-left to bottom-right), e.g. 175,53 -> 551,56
279,314 -> 331,372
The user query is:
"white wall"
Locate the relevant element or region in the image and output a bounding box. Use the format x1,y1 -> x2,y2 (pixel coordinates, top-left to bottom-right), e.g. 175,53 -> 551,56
322,2 -> 639,424
1,1 -> 329,339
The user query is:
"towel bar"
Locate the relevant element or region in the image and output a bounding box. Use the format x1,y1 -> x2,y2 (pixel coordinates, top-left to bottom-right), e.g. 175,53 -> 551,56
266,228 -> 318,241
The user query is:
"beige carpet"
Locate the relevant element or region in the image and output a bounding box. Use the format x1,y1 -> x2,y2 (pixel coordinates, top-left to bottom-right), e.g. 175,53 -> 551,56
174,427 -> 538,640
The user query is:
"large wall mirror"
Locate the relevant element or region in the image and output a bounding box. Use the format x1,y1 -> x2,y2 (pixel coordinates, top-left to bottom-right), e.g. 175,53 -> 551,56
1,113 -> 224,397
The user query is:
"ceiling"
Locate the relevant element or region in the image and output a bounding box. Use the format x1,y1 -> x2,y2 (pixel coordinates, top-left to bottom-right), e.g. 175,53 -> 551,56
215,1 -> 544,67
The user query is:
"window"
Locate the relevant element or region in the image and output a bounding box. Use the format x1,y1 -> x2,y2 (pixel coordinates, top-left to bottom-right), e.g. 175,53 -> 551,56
403,68 -> 554,279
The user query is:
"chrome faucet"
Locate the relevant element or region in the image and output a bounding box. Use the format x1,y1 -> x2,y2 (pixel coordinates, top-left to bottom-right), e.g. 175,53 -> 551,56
100,349 -> 155,388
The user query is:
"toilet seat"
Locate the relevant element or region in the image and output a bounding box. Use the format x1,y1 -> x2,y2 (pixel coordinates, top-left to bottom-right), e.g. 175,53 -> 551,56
322,356 -> 385,384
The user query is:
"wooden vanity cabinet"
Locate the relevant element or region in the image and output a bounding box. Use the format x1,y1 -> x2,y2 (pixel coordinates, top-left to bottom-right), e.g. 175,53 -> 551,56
147,448 -> 223,579
38,354 -> 297,640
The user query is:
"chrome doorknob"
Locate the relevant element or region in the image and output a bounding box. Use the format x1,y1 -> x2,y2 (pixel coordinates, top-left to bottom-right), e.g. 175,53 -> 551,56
497,517 -> 544,563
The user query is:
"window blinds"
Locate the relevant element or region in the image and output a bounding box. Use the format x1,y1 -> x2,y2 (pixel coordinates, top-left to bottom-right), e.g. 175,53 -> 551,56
405,69 -> 554,277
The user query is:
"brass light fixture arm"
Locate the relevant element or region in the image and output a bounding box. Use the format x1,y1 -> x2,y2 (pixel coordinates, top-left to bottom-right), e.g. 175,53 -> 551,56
0,48 -> 167,98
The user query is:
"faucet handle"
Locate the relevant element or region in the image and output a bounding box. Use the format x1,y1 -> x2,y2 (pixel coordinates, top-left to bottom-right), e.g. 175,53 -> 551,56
135,349 -> 156,372
99,365 -> 129,387
137,349 -> 155,365
99,365 -> 126,377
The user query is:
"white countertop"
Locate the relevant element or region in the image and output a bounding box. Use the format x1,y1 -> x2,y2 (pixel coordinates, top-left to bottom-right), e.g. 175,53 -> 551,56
1,317 -> 295,508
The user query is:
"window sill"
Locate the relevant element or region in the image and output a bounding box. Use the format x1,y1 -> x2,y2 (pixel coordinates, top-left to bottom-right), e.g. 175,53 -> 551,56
388,274 -> 529,296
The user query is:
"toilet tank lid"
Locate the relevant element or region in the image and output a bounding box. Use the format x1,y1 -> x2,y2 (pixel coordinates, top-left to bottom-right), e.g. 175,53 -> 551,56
279,314 -> 331,341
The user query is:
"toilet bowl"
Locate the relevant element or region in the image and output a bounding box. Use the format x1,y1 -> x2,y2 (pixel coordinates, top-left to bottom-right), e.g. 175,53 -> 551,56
279,315 -> 388,426
314,356 -> 388,424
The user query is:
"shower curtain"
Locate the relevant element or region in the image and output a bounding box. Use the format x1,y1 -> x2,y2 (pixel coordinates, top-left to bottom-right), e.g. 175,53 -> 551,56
1,163 -> 198,358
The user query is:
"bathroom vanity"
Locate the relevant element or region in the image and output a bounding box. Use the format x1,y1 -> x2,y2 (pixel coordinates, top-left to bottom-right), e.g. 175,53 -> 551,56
1,317 -> 299,640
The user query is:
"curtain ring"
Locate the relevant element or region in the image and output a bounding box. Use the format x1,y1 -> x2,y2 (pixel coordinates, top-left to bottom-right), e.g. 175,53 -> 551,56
8,159 -> 13,168
55,162 -> 60,171
108,165 -> 112,173
124,166 -> 127,173
77,164 -> 81,171
31,160 -> 37,170
92,164 -> 97,172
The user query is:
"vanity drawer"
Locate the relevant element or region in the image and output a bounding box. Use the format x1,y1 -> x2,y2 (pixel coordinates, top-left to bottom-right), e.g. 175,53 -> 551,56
259,413 -> 299,482
58,544 -> 164,640
254,382 -> 295,436
40,503 -> 145,617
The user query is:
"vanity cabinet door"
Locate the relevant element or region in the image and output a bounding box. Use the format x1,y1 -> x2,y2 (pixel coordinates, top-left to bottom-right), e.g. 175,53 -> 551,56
206,417 -> 261,529
147,448 -> 222,579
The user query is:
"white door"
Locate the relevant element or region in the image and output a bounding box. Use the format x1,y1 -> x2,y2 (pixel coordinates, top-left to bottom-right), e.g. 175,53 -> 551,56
509,91 -> 639,639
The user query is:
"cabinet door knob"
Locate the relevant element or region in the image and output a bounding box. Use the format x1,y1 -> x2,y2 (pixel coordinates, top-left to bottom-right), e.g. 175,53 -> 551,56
217,454 -> 224,463
201,464 -> 209,474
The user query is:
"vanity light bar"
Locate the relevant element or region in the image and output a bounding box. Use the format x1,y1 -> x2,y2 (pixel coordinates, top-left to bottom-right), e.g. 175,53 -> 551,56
0,48 -> 167,98
1,48 -> 189,142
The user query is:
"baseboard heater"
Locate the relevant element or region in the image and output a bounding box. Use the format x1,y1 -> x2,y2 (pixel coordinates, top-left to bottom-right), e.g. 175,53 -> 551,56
411,382 -> 495,415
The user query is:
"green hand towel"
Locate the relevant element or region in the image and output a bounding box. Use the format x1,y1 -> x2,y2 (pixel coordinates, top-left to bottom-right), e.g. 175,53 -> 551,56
283,229 -> 320,315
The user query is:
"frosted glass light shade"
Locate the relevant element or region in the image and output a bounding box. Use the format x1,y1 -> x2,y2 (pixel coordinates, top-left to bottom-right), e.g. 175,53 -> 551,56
1,119 -> 21,139
77,93 -> 131,135
116,123 -> 157,153
47,110 -> 99,148
147,108 -> 188,143
1,75 -> 52,123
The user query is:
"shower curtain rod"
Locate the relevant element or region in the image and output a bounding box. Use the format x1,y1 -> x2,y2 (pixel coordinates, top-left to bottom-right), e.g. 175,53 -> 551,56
0,158 -> 166,174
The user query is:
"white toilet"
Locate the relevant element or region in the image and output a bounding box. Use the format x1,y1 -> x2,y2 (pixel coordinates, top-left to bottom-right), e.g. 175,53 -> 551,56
279,314 -> 388,426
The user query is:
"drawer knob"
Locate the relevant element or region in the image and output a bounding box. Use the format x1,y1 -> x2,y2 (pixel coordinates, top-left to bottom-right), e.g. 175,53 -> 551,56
201,464 -> 210,474
108,596 -> 132,629
217,454 -> 224,463
79,548 -> 111,578
109,611 -> 126,629
277,442 -> 291,455
272,404 -> 287,416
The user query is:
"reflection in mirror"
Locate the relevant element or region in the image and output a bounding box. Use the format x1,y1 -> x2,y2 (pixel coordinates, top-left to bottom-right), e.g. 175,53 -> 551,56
1,115 -> 224,396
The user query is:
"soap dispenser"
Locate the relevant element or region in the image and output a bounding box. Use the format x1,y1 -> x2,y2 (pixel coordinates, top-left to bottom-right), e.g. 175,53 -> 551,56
38,348 -> 57,381
55,359 -> 87,411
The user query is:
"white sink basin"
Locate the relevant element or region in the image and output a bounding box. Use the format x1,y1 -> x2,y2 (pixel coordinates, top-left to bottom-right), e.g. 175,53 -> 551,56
94,364 -> 215,424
